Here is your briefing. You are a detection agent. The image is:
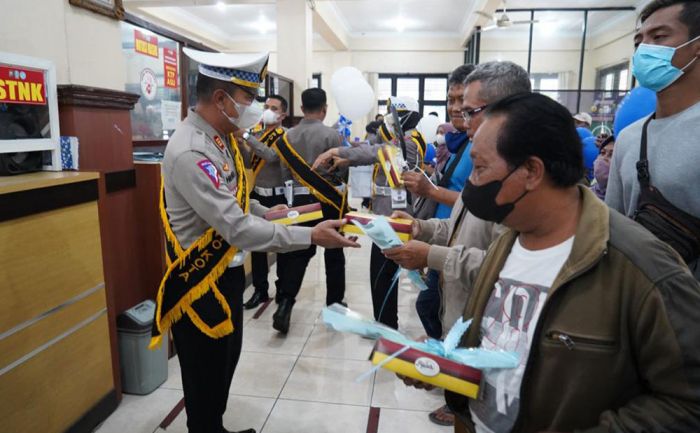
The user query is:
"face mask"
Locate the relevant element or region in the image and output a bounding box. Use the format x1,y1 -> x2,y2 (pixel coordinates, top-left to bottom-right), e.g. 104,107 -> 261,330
461,166 -> 527,224
222,92 -> 264,130
593,157 -> 610,190
435,134 -> 446,146
632,35 -> 700,92
262,109 -> 279,126
445,131 -> 467,153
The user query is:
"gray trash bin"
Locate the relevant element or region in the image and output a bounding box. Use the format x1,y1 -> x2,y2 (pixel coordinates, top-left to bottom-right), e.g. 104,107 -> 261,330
117,300 -> 167,395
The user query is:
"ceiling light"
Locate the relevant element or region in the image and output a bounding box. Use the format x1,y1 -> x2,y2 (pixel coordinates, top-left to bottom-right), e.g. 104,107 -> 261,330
216,1 -> 226,11
393,16 -> 406,32
256,15 -> 275,34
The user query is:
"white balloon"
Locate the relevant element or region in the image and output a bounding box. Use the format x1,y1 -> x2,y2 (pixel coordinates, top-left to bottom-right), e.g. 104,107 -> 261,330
332,74 -> 375,121
331,66 -> 363,86
417,115 -> 442,144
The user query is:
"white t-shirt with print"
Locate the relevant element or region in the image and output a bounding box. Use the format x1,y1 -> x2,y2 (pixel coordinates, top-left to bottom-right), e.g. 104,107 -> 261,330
470,235 -> 575,433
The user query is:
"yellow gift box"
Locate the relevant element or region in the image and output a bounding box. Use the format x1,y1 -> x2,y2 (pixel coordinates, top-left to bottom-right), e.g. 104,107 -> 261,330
341,212 -> 412,242
369,337 -> 482,398
264,203 -> 323,225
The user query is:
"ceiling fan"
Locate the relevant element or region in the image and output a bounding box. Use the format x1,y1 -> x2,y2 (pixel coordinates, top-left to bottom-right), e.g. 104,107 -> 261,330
475,0 -> 538,32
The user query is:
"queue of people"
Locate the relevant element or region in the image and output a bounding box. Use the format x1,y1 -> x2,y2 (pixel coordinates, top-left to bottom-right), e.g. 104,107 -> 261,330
153,1 -> 700,432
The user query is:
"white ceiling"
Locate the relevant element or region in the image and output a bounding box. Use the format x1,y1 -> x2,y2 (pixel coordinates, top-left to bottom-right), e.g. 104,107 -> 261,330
328,0 -> 471,36
124,0 -> 642,49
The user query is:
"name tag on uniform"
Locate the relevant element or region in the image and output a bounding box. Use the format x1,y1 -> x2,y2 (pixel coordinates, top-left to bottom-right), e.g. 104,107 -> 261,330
391,187 -> 407,209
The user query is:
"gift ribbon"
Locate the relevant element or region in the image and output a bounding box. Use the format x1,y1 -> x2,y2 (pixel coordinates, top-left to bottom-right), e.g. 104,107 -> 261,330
337,114 -> 353,147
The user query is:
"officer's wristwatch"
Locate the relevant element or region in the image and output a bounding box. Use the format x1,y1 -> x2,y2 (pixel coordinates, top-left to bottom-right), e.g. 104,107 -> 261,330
242,131 -> 251,141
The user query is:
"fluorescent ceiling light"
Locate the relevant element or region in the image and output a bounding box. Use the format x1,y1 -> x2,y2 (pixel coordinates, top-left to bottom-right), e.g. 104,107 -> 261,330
216,1 -> 226,11
254,14 -> 275,34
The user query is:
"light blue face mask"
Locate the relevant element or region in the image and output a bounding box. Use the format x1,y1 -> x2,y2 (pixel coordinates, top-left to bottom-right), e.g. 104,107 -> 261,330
632,35 -> 700,92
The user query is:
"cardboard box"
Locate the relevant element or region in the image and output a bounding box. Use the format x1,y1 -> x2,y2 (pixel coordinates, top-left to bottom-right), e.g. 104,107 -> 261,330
369,338 -> 482,398
341,212 -> 412,242
264,203 -> 323,225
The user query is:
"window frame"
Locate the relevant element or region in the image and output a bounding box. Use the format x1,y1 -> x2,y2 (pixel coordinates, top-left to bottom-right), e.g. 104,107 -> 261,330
376,73 -> 449,120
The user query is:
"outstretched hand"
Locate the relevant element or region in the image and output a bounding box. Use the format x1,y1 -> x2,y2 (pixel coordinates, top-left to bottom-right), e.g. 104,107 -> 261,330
389,211 -> 421,238
312,148 -> 341,170
382,240 -> 431,270
311,219 -> 360,249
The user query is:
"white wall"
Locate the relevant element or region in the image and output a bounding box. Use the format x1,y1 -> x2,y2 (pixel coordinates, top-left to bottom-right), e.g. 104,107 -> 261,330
0,0 -> 126,90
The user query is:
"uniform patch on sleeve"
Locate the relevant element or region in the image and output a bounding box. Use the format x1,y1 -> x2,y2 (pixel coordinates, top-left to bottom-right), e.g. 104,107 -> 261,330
197,159 -> 220,188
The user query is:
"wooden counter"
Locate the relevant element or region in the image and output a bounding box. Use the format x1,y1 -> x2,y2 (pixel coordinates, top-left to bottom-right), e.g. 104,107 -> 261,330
0,171 -> 116,433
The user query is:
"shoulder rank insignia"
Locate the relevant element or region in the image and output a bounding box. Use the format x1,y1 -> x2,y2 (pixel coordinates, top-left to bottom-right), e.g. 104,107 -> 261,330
213,135 -> 226,152
197,159 -> 220,188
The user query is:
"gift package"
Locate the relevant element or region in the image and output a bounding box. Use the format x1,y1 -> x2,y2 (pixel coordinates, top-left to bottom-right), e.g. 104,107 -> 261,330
341,212 -> 412,242
322,304 -> 519,398
264,203 -> 323,225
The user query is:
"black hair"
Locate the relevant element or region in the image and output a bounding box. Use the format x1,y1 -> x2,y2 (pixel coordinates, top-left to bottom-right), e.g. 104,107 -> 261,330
447,64 -> 475,87
267,94 -> 288,113
640,0 -> 700,38
429,111 -> 439,116
195,73 -> 238,101
301,88 -> 327,112
375,113 -> 385,121
485,93 -> 584,188
366,120 -> 382,134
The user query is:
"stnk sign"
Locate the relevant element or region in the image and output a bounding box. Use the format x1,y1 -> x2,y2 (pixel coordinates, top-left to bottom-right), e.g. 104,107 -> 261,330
0,65 -> 46,105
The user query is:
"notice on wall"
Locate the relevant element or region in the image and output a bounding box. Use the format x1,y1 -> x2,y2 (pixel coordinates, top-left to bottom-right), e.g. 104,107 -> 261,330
161,100 -> 181,130
0,65 -> 46,105
134,30 -> 159,58
163,48 -> 178,89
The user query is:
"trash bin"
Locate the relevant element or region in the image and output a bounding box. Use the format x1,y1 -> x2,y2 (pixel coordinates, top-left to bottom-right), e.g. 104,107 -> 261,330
117,300 -> 167,395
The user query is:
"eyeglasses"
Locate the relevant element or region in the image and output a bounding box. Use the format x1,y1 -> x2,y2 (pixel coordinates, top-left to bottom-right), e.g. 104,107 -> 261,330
460,104 -> 488,121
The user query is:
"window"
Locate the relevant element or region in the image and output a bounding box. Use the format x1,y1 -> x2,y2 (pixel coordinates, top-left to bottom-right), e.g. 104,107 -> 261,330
121,21 -> 182,141
377,78 -> 393,101
311,73 -> 322,89
474,7 -> 636,113
596,62 -> 630,99
376,74 -> 449,121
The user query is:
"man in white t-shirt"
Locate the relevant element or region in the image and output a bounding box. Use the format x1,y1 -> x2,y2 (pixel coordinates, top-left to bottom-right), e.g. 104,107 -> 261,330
400,92 -> 700,433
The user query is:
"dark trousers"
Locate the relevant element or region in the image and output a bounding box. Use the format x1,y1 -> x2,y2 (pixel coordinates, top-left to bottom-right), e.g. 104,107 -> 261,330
250,191 -> 287,297
276,194 -> 346,305
416,269 -> 443,339
172,266 -> 245,433
370,243 -> 399,328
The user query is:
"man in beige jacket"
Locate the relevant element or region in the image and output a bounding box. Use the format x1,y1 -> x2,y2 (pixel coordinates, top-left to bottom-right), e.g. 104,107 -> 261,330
384,61 -> 531,427
385,60 -> 531,336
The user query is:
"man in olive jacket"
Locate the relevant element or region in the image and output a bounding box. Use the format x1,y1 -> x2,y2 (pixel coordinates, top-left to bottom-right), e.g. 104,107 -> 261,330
405,92 -> 700,433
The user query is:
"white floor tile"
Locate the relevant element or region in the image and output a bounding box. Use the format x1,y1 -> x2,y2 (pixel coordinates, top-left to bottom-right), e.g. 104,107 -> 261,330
253,299 -> 323,325
262,400 -> 368,433
377,408 -> 453,433
302,323 -> 376,361
94,388 -> 182,433
280,357 -> 374,406
230,352 -> 298,398
242,319 -> 314,356
161,395 -> 275,433
371,369 -> 446,411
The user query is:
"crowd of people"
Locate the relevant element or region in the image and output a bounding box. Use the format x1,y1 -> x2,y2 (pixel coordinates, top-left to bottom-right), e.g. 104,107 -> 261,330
155,1 -> 700,432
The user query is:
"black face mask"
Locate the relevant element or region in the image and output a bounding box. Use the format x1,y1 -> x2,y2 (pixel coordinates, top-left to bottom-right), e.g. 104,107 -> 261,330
461,166 -> 528,223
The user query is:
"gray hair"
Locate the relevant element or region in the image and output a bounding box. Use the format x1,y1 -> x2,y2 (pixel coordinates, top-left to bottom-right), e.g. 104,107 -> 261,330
464,61 -> 532,103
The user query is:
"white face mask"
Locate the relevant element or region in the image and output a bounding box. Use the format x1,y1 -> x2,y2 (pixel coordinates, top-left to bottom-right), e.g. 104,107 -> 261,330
222,92 -> 264,130
435,134 -> 446,146
262,108 -> 280,126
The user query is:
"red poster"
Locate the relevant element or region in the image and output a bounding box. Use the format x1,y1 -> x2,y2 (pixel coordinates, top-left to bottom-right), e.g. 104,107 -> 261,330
163,47 -> 178,88
0,65 -> 47,105
134,29 -> 159,58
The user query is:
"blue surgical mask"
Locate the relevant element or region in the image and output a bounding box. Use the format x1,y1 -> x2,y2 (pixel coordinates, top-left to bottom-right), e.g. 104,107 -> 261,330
632,35 -> 700,92
444,131 -> 468,154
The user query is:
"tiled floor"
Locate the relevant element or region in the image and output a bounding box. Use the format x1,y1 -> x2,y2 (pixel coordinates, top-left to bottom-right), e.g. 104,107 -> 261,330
94,234 -> 451,433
